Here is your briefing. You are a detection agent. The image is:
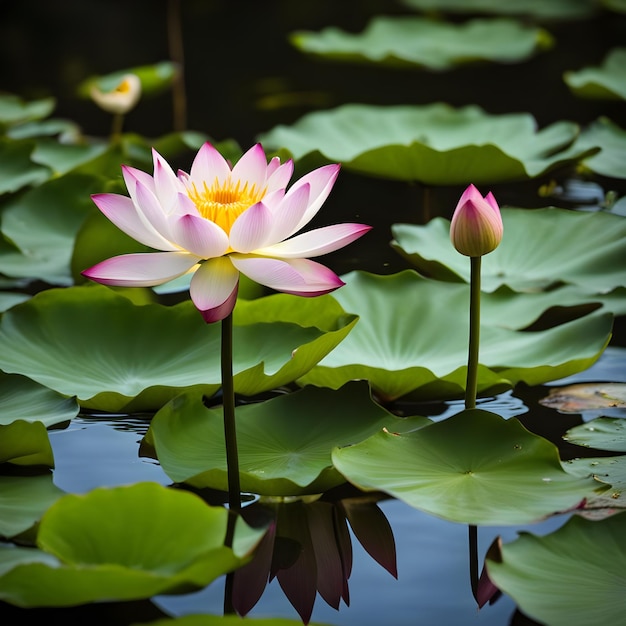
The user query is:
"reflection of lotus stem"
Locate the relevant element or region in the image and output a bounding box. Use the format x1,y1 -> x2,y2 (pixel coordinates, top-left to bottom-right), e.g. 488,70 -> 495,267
466,255 -> 481,602
222,312 -> 241,518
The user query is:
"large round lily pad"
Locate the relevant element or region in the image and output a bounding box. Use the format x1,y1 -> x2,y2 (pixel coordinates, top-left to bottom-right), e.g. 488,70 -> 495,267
332,409 -> 608,525
258,104 -> 597,185
0,285 -> 357,413
297,271 -> 613,402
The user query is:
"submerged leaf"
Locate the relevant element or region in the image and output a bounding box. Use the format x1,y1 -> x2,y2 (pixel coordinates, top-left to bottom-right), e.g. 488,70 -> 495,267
539,383 -> 626,413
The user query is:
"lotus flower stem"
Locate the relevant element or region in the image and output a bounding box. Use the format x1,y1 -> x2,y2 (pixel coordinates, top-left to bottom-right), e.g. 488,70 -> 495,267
465,256 -> 481,410
466,255 -> 482,603
221,311 -> 241,516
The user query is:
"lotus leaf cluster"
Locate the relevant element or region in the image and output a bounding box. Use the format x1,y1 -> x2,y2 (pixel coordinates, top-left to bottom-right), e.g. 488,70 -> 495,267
1,3 -> 626,626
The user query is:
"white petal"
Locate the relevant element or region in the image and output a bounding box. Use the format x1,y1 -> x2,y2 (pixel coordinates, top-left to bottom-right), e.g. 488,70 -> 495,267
266,157 -> 294,191
189,257 -> 240,320
92,193 -> 177,251
82,252 -> 199,287
152,149 -> 185,212
231,143 -> 269,191
229,202 -> 274,252
170,213 -> 229,257
231,255 -> 344,295
258,223 -> 372,258
289,164 -> 340,231
134,180 -> 176,241
265,183 -> 310,243
188,142 -> 231,188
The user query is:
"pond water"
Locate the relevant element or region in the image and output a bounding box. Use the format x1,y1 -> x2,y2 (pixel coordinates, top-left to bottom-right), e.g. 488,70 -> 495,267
35,347 -> 623,626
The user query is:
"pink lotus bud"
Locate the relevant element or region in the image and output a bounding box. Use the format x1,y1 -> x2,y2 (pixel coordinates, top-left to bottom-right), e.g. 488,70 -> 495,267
450,184 -> 503,257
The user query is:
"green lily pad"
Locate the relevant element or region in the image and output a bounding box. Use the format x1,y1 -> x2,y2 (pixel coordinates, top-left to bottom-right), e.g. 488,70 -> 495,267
0,173 -> 103,285
563,417 -> 626,452
0,373 -> 79,427
564,47 -> 626,100
0,482 -> 263,607
147,382 -> 429,496
486,512 -> 626,626
573,116 -> 626,179
332,409 -> 608,525
391,207 -> 626,293
400,0 -> 597,19
0,420 -> 54,467
0,94 -> 56,127
258,104 -> 596,185
0,292 -> 29,312
0,474 -> 64,539
298,271 -> 613,402
0,138 -> 50,194
290,17 -> 552,70
30,138 -> 109,177
565,456 -> 626,513
0,285 -> 357,413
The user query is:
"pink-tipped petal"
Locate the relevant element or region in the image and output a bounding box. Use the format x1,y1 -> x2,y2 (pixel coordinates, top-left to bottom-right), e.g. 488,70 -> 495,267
189,257 -> 240,322
484,191 -> 499,212
188,142 -> 231,188
231,143 -> 269,191
229,202 -> 274,253
152,148 -> 185,212
82,251 -> 199,287
170,211 -> 230,257
266,157 -> 294,191
265,183 -> 311,243
91,193 -> 176,251
122,164 -> 155,199
259,223 -> 372,259
231,255 -> 344,296
289,164 -> 340,231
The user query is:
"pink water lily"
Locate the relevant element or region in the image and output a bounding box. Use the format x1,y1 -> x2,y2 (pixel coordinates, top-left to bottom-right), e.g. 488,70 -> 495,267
450,184 -> 503,257
83,142 -> 371,322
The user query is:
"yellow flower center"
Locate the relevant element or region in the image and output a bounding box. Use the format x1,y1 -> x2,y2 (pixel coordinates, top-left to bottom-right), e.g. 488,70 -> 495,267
187,178 -> 266,234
